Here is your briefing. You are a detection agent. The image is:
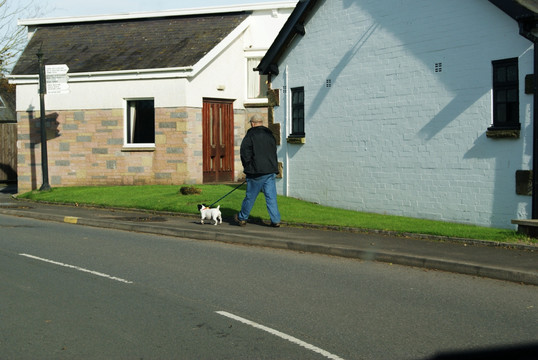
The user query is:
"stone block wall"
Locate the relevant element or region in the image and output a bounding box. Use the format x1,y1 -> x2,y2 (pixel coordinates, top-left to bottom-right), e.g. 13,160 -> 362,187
16,106 -> 205,193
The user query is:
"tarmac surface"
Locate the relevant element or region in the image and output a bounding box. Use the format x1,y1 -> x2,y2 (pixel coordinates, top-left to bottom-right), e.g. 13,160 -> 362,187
1,183 -> 536,286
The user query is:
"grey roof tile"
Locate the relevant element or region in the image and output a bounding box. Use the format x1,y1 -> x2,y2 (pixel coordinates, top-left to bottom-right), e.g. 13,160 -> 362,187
12,12 -> 249,75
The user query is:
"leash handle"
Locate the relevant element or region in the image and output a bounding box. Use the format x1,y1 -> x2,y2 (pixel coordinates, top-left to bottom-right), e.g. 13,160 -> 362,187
208,180 -> 246,208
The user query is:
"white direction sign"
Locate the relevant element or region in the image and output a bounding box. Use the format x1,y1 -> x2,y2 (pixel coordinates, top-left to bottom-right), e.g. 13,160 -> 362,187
45,64 -> 69,94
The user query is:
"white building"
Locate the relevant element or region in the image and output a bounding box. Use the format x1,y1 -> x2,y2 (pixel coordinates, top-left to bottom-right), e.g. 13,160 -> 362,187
258,0 -> 538,229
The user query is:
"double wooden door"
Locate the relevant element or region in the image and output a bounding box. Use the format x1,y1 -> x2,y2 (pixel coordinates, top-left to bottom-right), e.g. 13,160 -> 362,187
202,99 -> 234,183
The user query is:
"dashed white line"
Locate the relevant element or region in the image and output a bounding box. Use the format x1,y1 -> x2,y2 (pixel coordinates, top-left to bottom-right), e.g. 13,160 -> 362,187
19,253 -> 133,284
216,311 -> 345,360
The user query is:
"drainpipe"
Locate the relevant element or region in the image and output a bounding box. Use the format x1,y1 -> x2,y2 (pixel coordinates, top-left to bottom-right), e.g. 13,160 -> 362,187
518,19 -> 538,218
534,43 -> 538,218
284,65 -> 290,197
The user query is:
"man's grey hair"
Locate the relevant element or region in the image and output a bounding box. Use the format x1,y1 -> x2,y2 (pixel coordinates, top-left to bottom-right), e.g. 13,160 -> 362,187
249,114 -> 264,124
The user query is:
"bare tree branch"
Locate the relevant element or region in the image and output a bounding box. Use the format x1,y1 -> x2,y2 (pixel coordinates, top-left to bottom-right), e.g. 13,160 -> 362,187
0,0 -> 47,75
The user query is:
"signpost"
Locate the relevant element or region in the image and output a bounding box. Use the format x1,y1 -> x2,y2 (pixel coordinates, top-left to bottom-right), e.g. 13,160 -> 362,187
36,46 -> 70,191
36,48 -> 50,191
45,64 -> 69,94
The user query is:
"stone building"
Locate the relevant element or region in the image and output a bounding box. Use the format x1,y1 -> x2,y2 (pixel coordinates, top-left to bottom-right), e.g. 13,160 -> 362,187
9,2 -> 295,192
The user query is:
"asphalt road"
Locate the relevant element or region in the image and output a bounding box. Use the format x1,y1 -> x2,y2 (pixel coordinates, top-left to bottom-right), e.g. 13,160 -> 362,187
1,213 -> 537,359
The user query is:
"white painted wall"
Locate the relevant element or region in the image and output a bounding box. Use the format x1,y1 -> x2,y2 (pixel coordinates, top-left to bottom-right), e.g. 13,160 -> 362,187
272,0 -> 534,228
186,7 -> 294,109
15,77 -> 189,111
186,30 -> 246,108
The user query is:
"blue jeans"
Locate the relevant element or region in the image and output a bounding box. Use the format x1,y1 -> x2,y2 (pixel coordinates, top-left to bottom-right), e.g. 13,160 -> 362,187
238,173 -> 281,224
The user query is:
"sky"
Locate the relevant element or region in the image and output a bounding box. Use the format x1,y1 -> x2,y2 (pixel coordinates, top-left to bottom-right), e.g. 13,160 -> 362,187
38,0 -> 287,19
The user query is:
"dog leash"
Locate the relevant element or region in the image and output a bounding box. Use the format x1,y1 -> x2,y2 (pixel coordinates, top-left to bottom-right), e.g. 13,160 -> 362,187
208,180 -> 247,208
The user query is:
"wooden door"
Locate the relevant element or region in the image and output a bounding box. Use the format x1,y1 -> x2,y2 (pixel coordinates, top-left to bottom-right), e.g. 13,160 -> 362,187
0,123 -> 17,182
202,99 -> 234,183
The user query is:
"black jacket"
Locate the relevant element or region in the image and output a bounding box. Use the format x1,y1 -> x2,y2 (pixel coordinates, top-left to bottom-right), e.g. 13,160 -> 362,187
240,126 -> 279,177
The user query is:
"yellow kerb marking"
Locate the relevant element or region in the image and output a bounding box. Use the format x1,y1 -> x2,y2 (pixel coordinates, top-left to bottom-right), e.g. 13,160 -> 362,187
64,216 -> 79,224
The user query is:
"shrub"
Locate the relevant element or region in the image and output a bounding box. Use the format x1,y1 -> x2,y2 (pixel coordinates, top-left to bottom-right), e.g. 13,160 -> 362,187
178,186 -> 202,195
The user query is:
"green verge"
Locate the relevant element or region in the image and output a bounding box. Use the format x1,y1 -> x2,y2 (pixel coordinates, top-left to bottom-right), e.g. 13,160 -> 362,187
18,185 -> 535,245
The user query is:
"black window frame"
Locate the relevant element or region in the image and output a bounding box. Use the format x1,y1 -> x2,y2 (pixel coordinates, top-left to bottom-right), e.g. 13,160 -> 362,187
491,58 -> 520,130
291,86 -> 305,137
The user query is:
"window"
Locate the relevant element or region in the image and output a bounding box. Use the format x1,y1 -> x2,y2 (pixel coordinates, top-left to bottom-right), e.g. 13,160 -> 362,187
247,57 -> 268,99
291,87 -> 305,136
491,58 -> 520,130
125,99 -> 155,145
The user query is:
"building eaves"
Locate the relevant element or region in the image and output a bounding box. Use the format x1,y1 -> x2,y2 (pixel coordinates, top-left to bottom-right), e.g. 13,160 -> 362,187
256,0 -> 318,76
490,0 -> 537,18
515,0 -> 538,14
489,0 -> 538,41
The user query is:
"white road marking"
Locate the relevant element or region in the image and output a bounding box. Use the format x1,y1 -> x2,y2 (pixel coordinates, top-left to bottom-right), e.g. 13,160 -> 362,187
19,253 -> 133,284
216,311 -> 345,360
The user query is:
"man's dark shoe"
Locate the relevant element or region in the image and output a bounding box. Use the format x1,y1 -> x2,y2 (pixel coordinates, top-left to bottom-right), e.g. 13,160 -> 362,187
270,222 -> 280,228
234,213 -> 246,226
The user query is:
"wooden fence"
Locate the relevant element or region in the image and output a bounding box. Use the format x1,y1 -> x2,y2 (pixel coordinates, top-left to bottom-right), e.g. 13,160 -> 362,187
0,123 -> 17,182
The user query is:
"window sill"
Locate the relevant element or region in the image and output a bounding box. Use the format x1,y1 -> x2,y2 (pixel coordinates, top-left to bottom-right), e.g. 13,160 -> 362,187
121,145 -> 156,152
486,128 -> 520,139
287,136 -> 305,144
244,98 -> 269,107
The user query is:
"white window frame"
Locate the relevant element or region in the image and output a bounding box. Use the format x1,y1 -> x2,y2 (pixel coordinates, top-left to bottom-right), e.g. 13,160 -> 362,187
245,52 -> 268,104
123,97 -> 156,150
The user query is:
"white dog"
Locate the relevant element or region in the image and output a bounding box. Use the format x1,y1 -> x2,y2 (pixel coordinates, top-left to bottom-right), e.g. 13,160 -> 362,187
198,204 -> 222,225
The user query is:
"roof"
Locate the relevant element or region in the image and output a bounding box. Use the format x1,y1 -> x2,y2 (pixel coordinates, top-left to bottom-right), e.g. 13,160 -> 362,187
11,12 -> 249,76
489,0 -> 538,19
489,0 -> 538,41
257,0 -> 319,76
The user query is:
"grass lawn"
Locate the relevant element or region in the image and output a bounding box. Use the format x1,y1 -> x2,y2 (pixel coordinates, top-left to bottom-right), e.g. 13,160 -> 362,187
17,184 -> 536,245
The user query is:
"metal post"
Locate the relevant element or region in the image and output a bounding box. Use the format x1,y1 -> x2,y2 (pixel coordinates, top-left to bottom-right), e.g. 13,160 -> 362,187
37,47 -> 50,191
531,40 -> 538,219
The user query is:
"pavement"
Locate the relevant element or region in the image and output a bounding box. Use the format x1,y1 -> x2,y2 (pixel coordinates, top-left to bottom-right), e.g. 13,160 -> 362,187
1,183 -> 537,286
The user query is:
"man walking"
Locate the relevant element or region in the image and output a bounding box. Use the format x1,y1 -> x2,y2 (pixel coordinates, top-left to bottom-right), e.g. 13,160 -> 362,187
235,115 -> 281,227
